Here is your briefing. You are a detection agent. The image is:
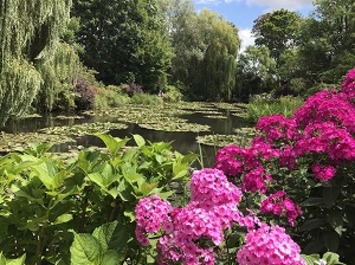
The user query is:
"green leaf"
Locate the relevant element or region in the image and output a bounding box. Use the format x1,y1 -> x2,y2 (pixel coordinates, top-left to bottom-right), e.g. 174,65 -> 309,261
70,232 -> 102,265
327,212 -> 343,236
324,230 -> 340,252
300,197 -> 323,207
102,250 -> 120,265
322,252 -> 345,265
323,186 -> 341,208
303,238 -> 324,254
300,218 -> 327,232
29,160 -> 57,190
95,134 -> 128,155
133,134 -> 146,148
53,213 -> 73,225
6,254 -> 26,265
92,221 -> 118,252
301,254 -> 320,265
0,253 -> 26,265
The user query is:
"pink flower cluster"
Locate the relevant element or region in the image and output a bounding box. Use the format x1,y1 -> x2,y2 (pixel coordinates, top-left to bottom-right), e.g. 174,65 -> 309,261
135,195 -> 172,246
311,163 -> 336,181
256,114 -> 299,143
213,68 -> 355,226
135,168 -> 244,265
214,142 -> 278,194
260,191 -> 302,226
237,224 -> 305,265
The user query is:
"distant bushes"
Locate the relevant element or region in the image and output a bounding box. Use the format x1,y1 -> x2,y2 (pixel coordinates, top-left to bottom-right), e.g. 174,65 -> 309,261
163,85 -> 184,103
94,85 -> 130,110
246,95 -> 304,123
71,73 -> 182,110
73,77 -> 96,110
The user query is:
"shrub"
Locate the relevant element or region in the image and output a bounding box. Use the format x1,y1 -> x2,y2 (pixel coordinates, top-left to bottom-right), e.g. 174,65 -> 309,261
162,85 -> 184,103
73,76 -> 96,110
0,134 -> 197,264
246,95 -> 304,123
94,87 -> 130,110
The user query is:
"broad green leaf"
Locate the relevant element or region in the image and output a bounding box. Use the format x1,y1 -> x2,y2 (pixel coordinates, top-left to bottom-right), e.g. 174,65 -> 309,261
124,211 -> 136,222
327,212 -> 343,236
300,197 -> 323,207
324,230 -> 340,252
29,160 -> 57,190
92,221 -> 118,252
6,254 -> 26,265
102,250 -> 120,265
70,232 -> 102,265
0,252 -> 26,265
300,218 -> 327,232
95,134 -> 128,155
323,186 -> 341,208
0,253 -> 6,265
301,254 -> 320,265
133,134 -> 146,147
322,252 -> 345,265
53,213 -> 73,225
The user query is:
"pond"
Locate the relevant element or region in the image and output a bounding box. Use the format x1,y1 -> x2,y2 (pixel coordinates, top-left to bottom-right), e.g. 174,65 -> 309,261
0,103 -> 253,167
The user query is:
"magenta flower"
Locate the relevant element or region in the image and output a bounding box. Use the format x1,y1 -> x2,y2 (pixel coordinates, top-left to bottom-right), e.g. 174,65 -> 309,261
237,224 -> 305,265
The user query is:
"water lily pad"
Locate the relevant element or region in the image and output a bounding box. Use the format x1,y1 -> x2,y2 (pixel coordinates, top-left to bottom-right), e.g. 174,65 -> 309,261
196,133 -> 253,147
233,127 -> 257,137
0,132 -> 75,152
138,122 -> 210,132
195,110 -> 222,115
40,122 -> 128,136
54,115 -> 85,120
204,115 -> 227,119
23,113 -> 42,118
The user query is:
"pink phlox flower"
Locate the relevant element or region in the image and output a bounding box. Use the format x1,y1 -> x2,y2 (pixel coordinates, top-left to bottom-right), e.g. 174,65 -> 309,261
237,224 -> 305,265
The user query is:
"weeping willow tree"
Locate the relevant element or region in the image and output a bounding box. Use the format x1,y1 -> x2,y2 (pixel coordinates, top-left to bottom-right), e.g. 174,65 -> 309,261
0,0 -> 75,125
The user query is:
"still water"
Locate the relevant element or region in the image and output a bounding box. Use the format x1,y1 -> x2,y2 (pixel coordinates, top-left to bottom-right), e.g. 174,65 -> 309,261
3,109 -> 249,167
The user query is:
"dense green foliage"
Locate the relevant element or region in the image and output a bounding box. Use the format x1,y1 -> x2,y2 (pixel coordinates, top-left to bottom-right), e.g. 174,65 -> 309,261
0,135 -> 196,264
167,4 -> 240,100
0,0 -> 76,125
240,0 -> 355,97
72,0 -> 173,92
246,95 -> 304,123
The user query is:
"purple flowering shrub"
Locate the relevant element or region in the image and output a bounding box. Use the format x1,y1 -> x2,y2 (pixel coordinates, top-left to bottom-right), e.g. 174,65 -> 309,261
134,68 -> 355,264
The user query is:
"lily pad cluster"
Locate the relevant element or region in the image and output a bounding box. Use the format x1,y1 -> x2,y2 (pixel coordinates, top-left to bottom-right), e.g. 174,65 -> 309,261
139,122 -> 210,132
204,115 -> 227,119
213,102 -> 247,111
40,122 -> 128,136
233,127 -> 257,138
0,132 -> 75,152
196,132 -> 254,147
53,115 -> 84,120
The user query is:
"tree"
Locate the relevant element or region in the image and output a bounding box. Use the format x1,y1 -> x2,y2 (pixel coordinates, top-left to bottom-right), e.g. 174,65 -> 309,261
236,45 -> 277,99
312,0 -> 355,82
73,0 -> 173,92
167,4 -> 240,100
0,0 -> 74,125
252,9 -> 301,66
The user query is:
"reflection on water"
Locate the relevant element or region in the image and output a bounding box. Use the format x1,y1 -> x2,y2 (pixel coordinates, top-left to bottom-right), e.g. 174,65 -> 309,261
1,109 -> 249,168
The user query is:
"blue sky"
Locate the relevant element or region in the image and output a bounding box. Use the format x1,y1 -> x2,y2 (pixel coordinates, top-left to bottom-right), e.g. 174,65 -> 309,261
193,0 -> 314,52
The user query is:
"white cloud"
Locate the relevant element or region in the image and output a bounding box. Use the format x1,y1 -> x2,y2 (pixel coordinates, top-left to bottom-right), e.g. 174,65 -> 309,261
239,28 -> 255,53
245,0 -> 312,11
